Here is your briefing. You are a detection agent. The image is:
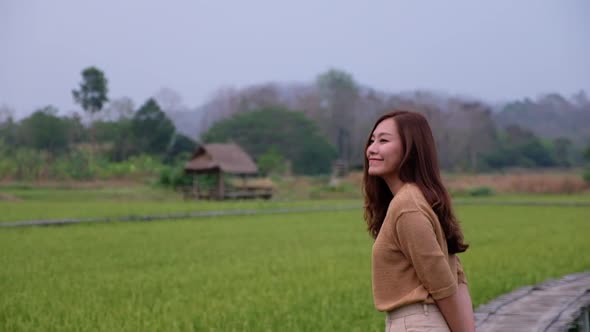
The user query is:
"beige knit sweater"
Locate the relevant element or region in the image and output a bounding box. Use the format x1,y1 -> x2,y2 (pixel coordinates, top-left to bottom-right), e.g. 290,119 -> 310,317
371,183 -> 467,312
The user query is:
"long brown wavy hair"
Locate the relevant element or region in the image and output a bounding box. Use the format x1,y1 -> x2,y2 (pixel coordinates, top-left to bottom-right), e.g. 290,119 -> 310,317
363,110 -> 468,254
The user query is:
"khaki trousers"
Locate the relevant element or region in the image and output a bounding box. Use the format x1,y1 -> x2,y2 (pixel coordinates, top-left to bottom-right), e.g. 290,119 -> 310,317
385,303 -> 450,332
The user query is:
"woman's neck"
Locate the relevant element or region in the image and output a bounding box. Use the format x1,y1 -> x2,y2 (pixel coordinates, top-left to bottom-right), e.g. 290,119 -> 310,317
384,175 -> 405,195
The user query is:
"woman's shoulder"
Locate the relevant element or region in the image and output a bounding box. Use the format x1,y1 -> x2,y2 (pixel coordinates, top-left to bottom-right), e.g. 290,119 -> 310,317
387,183 -> 430,219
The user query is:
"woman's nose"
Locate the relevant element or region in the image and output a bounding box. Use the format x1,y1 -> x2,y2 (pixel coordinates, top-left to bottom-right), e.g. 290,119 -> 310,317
367,142 -> 377,155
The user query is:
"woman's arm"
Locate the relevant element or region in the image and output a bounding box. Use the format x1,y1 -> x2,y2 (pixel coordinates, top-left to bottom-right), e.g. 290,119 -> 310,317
435,283 -> 475,332
394,213 -> 475,331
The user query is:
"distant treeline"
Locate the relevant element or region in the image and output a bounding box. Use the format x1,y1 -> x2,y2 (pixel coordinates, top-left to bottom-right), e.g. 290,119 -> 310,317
0,67 -> 589,181
0,99 -> 196,181
195,69 -> 590,173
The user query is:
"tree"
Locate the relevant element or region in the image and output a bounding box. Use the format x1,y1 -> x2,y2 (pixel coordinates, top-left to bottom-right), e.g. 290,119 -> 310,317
316,69 -> 359,165
519,140 -> 557,167
484,126 -> 557,169
584,145 -> 590,183
103,96 -> 134,121
504,125 -> 537,147
495,93 -> 590,146
552,137 -> 573,167
163,133 -> 197,164
0,105 -> 18,149
62,112 -> 87,145
18,106 -> 69,154
257,146 -> 286,176
72,66 -> 109,117
153,87 -> 184,113
131,99 -> 176,155
93,120 -> 126,143
199,87 -> 241,133
0,104 -> 15,124
445,101 -> 498,172
202,107 -> 337,175
72,66 -> 109,156
108,119 -> 135,162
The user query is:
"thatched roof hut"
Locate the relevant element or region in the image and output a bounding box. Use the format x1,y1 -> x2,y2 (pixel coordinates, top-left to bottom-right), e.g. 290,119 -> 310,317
183,143 -> 271,200
184,143 -> 258,175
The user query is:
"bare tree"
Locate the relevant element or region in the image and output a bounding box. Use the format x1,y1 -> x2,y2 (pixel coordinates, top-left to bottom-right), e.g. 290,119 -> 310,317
153,87 -> 184,113
104,97 -> 135,121
316,69 -> 359,166
0,104 -> 15,124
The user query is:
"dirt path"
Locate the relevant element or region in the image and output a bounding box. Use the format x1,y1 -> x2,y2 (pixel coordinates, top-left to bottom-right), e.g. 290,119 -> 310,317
1,200 -> 589,228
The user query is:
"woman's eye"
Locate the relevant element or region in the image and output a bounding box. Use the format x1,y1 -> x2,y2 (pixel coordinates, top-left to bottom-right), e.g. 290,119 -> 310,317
379,139 -> 388,143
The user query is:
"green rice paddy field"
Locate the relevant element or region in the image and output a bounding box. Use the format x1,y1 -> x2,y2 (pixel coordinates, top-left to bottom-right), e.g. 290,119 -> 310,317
0,187 -> 589,331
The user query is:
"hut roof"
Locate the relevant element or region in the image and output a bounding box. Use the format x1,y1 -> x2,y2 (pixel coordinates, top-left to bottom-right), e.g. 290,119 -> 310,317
184,143 -> 258,175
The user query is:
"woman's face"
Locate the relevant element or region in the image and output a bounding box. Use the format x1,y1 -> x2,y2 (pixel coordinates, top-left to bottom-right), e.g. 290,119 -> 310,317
366,118 -> 404,178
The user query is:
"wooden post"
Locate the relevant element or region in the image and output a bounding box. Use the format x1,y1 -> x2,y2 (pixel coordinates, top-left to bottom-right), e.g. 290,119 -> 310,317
193,173 -> 201,199
217,170 -> 225,200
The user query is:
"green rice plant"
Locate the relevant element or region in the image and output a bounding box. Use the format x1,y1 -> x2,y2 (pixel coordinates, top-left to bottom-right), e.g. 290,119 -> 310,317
0,205 -> 588,331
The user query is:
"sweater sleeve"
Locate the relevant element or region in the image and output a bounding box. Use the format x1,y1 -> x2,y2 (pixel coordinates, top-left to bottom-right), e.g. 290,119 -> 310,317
395,211 -> 457,300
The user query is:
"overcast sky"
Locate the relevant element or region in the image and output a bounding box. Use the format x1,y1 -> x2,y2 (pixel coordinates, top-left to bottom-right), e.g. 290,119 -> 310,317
1,0 -> 589,117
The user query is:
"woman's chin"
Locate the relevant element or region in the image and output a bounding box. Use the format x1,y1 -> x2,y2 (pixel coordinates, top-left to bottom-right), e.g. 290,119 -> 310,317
367,168 -> 383,177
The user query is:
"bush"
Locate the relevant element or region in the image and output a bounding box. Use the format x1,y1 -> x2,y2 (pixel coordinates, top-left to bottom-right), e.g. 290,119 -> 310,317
158,165 -> 193,188
466,186 -> 495,197
450,186 -> 495,197
52,149 -> 95,180
159,167 -> 172,186
583,168 -> 590,183
170,168 -> 193,188
257,146 -> 286,176
97,155 -> 165,179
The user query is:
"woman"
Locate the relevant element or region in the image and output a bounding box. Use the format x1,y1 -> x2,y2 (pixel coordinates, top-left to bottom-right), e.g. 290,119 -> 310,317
364,110 -> 475,331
